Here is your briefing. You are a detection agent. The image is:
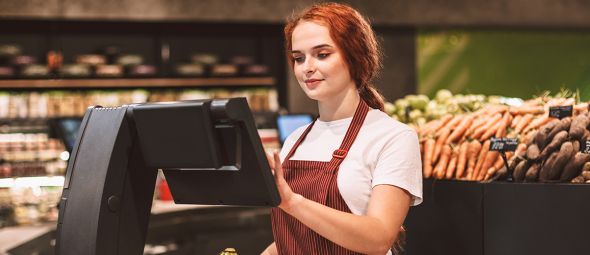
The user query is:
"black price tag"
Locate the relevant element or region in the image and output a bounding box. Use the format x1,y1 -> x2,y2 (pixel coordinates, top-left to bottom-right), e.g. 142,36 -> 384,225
548,105 -> 573,119
489,137 -> 519,152
584,140 -> 590,154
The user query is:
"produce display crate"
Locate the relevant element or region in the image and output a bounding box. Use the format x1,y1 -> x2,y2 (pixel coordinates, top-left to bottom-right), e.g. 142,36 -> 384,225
404,179 -> 590,255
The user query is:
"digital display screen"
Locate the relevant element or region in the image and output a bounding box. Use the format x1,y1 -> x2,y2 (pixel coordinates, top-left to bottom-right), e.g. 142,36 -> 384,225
58,119 -> 82,151
277,114 -> 313,143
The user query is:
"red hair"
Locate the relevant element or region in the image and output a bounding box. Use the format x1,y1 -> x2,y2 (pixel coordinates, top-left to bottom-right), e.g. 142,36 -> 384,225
284,2 -> 385,111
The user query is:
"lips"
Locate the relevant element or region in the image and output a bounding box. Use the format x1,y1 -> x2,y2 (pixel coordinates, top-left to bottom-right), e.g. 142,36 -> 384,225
304,78 -> 324,89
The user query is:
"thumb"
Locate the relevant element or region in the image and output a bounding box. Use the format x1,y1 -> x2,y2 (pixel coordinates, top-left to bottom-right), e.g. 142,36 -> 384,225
273,151 -> 284,180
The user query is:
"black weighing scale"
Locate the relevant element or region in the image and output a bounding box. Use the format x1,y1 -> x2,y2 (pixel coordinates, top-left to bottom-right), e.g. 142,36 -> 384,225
55,98 -> 280,255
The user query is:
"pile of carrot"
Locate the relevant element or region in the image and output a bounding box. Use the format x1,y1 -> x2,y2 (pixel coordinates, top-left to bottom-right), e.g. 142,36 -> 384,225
419,96 -> 589,182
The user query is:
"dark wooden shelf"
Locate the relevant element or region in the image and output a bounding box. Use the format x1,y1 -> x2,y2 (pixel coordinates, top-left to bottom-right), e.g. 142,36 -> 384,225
0,77 -> 275,89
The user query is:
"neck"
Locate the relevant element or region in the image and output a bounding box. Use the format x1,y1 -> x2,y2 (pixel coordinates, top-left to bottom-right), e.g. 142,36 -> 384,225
317,86 -> 361,122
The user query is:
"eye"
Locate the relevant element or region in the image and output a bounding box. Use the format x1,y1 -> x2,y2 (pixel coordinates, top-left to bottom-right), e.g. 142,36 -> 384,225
317,53 -> 330,59
293,56 -> 304,63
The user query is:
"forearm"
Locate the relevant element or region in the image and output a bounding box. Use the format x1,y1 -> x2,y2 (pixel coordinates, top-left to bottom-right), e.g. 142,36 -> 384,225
283,194 -> 403,254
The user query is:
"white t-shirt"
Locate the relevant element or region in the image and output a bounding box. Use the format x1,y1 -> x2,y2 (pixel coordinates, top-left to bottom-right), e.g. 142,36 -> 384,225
280,109 -> 423,217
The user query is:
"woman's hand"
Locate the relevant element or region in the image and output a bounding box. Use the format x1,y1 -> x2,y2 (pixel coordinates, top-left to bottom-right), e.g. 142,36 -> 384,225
266,151 -> 302,211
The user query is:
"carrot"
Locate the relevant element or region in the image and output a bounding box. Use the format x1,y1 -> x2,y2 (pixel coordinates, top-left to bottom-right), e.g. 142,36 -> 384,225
422,138 -> 436,178
466,140 -> 482,180
455,142 -> 469,179
432,127 -> 451,164
523,115 -> 552,133
436,115 -> 463,136
477,151 -> 499,181
434,145 -> 452,179
494,113 -> 511,138
471,114 -> 502,140
434,114 -> 453,127
511,115 -> 522,129
509,106 -> 544,115
514,114 -> 534,134
574,103 -> 589,113
495,121 -> 507,138
484,151 -> 514,180
423,114 -> 452,137
472,140 -> 491,180
465,117 -> 487,138
418,120 -> 440,137
446,116 -> 473,144
445,146 -> 460,179
480,120 -> 503,141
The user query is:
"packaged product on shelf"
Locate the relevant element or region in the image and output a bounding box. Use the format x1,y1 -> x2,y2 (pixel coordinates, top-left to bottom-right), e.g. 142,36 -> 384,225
76,54 -> 106,66
0,66 -> 15,78
12,55 -> 37,66
191,53 -> 218,65
129,65 -> 157,77
211,64 -> 238,77
116,54 -> 143,66
0,92 -> 9,118
175,63 -> 205,77
95,65 -> 124,77
21,64 -> 49,78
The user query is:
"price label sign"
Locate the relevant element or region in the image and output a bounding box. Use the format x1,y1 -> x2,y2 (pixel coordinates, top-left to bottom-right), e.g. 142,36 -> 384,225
584,140 -> 590,154
489,137 -> 519,152
549,105 -> 573,119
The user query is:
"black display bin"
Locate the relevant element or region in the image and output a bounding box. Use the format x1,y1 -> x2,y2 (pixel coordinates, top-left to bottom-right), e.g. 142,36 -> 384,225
404,179 -> 590,255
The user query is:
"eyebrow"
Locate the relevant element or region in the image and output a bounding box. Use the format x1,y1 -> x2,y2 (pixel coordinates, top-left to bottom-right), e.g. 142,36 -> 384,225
291,44 -> 333,54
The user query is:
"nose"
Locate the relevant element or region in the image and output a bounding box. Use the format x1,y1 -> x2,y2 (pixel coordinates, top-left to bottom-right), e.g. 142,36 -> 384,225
303,57 -> 315,75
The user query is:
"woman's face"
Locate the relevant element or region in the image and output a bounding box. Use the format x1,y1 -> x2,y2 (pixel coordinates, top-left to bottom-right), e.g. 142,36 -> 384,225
291,21 -> 354,101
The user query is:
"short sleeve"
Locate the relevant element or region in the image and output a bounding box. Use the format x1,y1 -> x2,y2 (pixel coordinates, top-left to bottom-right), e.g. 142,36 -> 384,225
372,129 -> 423,206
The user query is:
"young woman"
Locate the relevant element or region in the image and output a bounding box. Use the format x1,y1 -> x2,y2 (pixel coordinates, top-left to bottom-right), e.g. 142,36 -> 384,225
263,3 -> 422,255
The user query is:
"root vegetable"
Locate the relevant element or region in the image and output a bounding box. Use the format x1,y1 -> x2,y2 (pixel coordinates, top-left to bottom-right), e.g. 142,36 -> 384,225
473,140 -> 491,180
446,116 -> 474,144
514,159 -> 530,182
539,130 -> 568,159
534,119 -> 560,150
526,144 -> 541,161
514,114 -> 534,134
547,117 -> 571,142
525,163 -> 541,182
445,146 -> 460,179
434,145 -> 452,179
560,152 -> 590,181
569,114 -> 590,140
433,128 -> 451,164
540,142 -> 575,181
466,140 -> 482,180
455,142 -> 469,179
422,138 -> 436,178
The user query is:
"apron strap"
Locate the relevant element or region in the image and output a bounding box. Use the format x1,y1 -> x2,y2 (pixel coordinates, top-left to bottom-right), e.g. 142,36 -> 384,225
328,100 -> 370,170
283,118 -> 317,162
283,99 -> 371,166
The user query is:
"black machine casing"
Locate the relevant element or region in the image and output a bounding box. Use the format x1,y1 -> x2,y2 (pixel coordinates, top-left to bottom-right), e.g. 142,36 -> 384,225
56,98 -> 280,255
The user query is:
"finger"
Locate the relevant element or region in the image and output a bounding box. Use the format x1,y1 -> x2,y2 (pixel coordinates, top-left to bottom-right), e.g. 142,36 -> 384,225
273,151 -> 284,180
265,151 -> 275,169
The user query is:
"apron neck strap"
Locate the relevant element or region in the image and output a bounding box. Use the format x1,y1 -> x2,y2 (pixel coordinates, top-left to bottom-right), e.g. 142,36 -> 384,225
283,99 -> 371,164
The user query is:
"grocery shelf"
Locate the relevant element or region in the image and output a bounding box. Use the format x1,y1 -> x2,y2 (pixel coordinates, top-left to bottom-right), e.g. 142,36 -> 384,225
0,77 -> 275,89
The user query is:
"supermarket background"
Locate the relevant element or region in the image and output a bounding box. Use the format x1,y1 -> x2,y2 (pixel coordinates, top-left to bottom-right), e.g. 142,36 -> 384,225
2,0 -> 590,254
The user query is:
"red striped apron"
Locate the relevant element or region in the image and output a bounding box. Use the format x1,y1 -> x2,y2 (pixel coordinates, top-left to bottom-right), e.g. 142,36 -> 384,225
270,100 -> 369,254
